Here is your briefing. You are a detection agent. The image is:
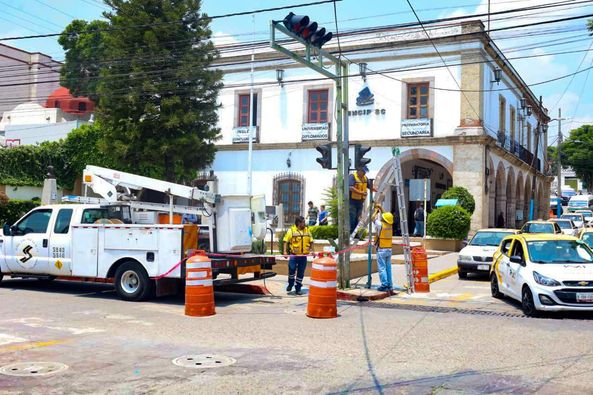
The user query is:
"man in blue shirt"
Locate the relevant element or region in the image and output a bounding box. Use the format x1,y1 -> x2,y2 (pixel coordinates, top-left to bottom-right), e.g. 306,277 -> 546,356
319,205 -> 329,225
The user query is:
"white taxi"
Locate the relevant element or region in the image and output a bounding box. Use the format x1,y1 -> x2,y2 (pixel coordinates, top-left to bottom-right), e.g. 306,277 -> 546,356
457,229 -> 517,278
491,234 -> 593,316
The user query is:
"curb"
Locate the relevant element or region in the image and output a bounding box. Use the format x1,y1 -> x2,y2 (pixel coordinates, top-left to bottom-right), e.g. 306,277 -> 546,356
428,266 -> 458,283
337,289 -> 394,302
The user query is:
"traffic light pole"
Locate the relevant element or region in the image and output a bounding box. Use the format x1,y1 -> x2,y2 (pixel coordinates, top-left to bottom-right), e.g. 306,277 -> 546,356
270,21 -> 351,288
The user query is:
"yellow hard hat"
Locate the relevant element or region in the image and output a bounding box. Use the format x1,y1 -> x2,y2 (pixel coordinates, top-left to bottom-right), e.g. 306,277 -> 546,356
382,212 -> 394,224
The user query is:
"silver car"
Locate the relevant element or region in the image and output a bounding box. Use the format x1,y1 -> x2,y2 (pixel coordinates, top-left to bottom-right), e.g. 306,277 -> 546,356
549,219 -> 578,236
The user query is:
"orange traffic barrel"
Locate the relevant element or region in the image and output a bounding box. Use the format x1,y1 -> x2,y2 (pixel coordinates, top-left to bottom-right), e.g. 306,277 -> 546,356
411,246 -> 430,293
185,251 -> 215,317
307,252 -> 338,319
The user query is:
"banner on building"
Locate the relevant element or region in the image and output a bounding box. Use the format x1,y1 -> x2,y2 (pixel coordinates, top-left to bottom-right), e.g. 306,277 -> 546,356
232,127 -> 257,144
302,123 -> 330,141
4,139 -> 21,148
401,118 -> 432,138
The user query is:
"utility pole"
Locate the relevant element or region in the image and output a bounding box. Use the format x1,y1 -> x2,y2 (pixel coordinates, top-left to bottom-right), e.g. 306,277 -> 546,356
556,108 -> 563,196
247,15 -> 256,196
529,96 -> 544,221
270,15 -> 351,288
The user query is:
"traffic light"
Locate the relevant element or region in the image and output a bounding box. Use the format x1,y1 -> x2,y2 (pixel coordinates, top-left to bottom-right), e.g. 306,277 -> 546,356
281,12 -> 333,48
316,143 -> 332,169
354,144 -> 371,168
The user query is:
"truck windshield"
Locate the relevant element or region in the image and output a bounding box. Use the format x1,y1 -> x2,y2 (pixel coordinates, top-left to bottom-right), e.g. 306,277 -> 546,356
528,240 -> 593,264
82,209 -> 109,224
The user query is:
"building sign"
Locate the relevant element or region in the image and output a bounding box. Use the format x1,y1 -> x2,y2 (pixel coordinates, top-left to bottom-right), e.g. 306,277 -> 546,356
4,139 -> 21,148
348,108 -> 386,117
401,118 -> 432,138
232,127 -> 257,144
302,123 -> 329,141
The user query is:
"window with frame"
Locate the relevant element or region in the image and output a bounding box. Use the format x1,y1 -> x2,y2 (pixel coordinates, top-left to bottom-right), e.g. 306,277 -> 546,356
407,83 -> 429,119
527,123 -> 532,152
307,89 -> 329,123
15,209 -> 52,235
500,238 -> 513,256
510,240 -> 525,261
510,106 -> 516,143
237,93 -> 258,127
273,173 -> 305,224
499,96 -> 506,133
54,209 -> 73,234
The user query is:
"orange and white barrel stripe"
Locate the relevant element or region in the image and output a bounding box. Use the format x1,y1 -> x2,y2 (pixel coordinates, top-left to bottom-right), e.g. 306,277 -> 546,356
412,246 -> 429,293
307,253 -> 338,319
185,253 -> 216,317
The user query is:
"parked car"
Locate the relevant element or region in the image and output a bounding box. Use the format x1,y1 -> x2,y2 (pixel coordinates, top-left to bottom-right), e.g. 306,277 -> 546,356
575,210 -> 593,226
491,234 -> 593,316
561,213 -> 585,229
519,221 -> 562,235
549,218 -> 578,236
457,229 -> 518,278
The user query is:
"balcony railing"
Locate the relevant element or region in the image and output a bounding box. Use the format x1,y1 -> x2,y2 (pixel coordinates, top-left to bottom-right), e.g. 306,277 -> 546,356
497,131 -> 541,170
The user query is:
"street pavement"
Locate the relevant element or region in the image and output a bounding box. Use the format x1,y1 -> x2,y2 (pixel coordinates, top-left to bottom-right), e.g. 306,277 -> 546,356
2,257 -> 593,394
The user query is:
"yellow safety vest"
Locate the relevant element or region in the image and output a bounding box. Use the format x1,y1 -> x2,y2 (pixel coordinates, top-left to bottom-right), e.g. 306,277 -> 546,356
375,221 -> 393,249
285,226 -> 312,255
351,173 -> 368,201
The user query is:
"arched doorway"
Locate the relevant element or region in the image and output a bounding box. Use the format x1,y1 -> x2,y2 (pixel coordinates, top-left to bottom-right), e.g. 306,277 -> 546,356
273,172 -> 305,224
524,175 -> 531,222
375,149 -> 454,234
506,167 -> 516,228
494,162 -> 506,227
515,172 -> 525,228
487,155 -> 496,227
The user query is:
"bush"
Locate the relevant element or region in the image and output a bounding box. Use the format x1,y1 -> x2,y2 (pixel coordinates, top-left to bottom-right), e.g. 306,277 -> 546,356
0,200 -> 39,226
310,225 -> 338,240
426,206 -> 471,240
442,186 -> 475,215
251,240 -> 266,254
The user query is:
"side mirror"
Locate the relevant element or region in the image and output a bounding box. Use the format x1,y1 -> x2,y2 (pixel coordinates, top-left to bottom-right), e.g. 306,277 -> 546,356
2,223 -> 10,236
510,255 -> 524,265
462,240 -> 468,247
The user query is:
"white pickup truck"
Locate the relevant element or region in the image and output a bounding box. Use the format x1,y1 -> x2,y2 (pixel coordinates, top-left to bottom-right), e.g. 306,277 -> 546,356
0,202 -> 275,301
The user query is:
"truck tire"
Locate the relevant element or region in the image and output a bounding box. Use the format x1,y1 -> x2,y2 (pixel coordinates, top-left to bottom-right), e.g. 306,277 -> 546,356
114,261 -> 153,302
0,273 -> 3,283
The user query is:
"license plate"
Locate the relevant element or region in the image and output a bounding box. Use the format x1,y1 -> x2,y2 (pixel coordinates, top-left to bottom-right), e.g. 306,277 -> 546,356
576,293 -> 593,303
477,264 -> 489,271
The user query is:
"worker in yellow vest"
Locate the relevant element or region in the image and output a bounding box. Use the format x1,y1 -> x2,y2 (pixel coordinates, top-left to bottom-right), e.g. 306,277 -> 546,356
283,216 -> 314,295
349,165 -> 375,234
373,205 -> 394,291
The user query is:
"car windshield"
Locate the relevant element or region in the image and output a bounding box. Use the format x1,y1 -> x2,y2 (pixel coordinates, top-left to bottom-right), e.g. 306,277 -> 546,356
527,223 -> 554,233
528,240 -> 593,264
582,233 -> 593,248
569,200 -> 588,208
554,221 -> 572,230
469,231 -> 514,246
562,215 -> 581,221
577,211 -> 593,218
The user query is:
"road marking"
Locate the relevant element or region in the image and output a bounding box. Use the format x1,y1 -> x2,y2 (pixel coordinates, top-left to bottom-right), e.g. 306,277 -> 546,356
7,317 -> 105,335
0,334 -> 28,346
0,339 -> 69,353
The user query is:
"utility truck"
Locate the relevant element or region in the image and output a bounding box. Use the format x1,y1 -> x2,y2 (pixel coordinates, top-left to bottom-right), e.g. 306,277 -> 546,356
0,166 -> 275,301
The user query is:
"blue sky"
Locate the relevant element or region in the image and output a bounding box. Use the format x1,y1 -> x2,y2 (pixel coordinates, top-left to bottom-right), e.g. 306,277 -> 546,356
0,0 -> 591,141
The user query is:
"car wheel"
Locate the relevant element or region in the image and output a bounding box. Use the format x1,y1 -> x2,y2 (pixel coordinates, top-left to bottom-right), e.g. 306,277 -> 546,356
490,274 -> 503,299
458,270 -> 468,279
0,273 -> 3,283
521,286 -> 539,317
114,261 -> 153,302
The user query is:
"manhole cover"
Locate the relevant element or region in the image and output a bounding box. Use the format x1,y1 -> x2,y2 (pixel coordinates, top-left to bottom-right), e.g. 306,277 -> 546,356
0,362 -> 68,377
172,354 -> 236,368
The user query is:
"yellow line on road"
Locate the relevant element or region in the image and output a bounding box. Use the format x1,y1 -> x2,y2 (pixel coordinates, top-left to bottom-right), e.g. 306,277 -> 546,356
0,339 -> 69,353
428,266 -> 458,283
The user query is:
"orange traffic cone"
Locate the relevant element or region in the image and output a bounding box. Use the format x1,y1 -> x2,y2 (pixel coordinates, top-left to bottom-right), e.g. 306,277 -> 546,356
307,252 -> 338,319
412,247 -> 430,292
185,251 -> 215,317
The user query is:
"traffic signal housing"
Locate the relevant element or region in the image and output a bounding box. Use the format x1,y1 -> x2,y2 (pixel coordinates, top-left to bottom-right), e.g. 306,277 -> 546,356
281,13 -> 333,48
316,143 -> 332,169
354,144 -> 371,169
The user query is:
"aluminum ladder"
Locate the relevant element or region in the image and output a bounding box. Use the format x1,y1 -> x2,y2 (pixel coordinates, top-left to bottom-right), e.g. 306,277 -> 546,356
392,153 -> 414,293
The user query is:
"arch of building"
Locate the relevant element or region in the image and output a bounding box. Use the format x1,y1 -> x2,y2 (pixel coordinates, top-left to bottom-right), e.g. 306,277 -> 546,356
494,161 -> 506,227
487,155 -> 496,227
523,175 -> 531,222
506,167 -> 516,228
515,171 -> 525,227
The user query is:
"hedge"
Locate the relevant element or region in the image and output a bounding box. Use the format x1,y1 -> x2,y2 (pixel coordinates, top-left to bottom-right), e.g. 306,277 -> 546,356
0,200 -> 40,226
426,206 -> 471,240
442,186 -> 476,214
309,225 -> 338,240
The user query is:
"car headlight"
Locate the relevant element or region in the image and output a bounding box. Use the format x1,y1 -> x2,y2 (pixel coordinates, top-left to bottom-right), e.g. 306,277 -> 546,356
533,271 -> 561,287
459,255 -> 473,261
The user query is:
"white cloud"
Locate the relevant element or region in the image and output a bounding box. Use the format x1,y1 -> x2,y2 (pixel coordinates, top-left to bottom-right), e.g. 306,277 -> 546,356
211,31 -> 241,46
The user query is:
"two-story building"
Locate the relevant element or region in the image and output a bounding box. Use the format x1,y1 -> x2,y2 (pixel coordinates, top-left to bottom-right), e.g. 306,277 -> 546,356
209,20 -> 551,232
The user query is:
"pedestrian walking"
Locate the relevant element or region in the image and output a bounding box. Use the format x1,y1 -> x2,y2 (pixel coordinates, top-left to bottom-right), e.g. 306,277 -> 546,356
283,216 -> 314,295
413,203 -> 425,237
496,212 -> 505,228
319,205 -> 329,225
307,201 -> 319,226
349,166 -> 375,234
373,205 -> 394,291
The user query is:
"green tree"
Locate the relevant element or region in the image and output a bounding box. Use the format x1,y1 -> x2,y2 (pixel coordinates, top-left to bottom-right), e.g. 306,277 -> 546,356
59,0 -> 223,182
561,124 -> 593,189
58,19 -> 110,103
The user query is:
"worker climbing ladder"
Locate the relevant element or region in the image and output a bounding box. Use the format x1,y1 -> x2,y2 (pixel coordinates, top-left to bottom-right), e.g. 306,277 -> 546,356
350,147 -> 414,293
